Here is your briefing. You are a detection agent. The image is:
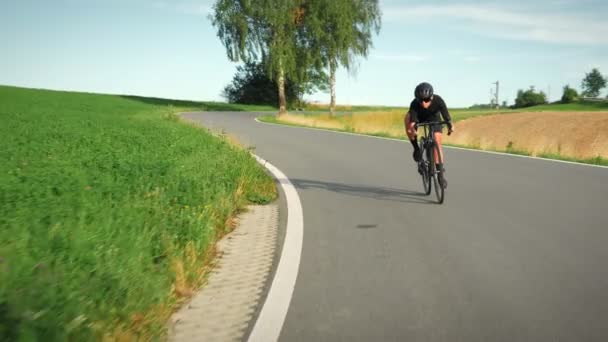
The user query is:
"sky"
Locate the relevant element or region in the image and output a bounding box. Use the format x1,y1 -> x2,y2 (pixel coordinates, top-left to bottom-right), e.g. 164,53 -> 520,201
1,0 -> 607,108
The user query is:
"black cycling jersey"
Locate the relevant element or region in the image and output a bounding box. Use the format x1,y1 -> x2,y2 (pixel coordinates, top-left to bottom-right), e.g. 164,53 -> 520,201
408,94 -> 452,124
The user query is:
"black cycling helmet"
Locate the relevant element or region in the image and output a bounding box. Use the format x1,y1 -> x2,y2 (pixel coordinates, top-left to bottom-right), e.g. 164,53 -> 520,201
414,82 -> 434,101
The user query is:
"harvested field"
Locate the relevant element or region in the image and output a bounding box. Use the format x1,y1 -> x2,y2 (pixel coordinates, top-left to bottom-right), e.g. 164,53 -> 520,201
445,111 -> 608,159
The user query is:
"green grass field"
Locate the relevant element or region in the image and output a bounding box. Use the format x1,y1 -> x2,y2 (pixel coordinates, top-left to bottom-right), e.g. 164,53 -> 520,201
0,85 -> 276,341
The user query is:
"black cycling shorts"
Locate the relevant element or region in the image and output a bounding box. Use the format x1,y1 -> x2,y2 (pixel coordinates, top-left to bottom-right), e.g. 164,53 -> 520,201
418,112 -> 444,133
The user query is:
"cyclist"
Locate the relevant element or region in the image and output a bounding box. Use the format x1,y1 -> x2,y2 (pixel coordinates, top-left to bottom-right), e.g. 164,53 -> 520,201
404,82 -> 454,188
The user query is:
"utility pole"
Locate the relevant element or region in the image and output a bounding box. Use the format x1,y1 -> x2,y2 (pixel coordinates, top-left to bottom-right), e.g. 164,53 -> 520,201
492,81 -> 499,109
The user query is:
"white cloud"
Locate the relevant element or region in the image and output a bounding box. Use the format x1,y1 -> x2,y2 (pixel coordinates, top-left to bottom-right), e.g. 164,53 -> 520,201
373,53 -> 429,62
383,4 -> 608,45
153,1 -> 168,9
177,3 -> 212,15
153,1 -> 212,16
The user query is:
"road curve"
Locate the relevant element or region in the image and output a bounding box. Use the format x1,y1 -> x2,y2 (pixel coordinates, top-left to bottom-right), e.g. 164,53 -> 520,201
183,111 -> 608,342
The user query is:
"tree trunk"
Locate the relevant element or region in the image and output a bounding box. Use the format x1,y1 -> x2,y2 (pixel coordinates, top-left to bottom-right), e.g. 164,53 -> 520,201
329,62 -> 336,116
278,61 -> 287,117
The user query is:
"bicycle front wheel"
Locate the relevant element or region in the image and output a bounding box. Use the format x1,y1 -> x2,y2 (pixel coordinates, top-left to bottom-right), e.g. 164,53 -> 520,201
418,145 -> 430,195
431,143 -> 445,204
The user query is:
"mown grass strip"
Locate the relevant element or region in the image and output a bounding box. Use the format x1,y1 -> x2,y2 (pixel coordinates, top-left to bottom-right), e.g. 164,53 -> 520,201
0,85 -> 276,341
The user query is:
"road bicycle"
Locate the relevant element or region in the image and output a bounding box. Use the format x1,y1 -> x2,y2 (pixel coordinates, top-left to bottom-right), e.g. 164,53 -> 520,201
415,121 -> 449,204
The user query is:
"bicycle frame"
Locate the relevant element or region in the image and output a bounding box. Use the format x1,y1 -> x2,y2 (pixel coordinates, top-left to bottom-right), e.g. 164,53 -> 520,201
415,121 -> 449,203
416,121 -> 449,143
418,122 -> 447,160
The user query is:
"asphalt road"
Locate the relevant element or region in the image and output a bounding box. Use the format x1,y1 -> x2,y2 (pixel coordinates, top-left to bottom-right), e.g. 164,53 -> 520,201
182,111 -> 608,342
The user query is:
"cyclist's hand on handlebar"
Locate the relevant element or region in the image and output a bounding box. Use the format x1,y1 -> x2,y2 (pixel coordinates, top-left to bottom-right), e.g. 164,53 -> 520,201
407,123 -> 418,136
447,122 -> 454,136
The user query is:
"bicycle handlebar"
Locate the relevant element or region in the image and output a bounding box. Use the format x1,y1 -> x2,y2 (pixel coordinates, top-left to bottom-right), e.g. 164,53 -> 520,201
415,121 -> 450,127
414,121 -> 452,130
414,121 -> 453,136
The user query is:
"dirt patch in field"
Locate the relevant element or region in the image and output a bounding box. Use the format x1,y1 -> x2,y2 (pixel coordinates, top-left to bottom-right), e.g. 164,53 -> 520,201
445,111 -> 608,159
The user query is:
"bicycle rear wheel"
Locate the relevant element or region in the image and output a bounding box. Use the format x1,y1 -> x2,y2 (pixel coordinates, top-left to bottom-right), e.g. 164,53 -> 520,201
431,143 -> 445,204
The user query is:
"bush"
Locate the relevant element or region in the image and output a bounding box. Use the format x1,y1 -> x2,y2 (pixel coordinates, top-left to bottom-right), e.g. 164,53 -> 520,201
561,85 -> 579,103
514,86 -> 547,108
221,62 -> 300,107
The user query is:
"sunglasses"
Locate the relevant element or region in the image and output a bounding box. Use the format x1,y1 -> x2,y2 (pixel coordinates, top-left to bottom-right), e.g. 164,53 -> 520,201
420,97 -> 432,103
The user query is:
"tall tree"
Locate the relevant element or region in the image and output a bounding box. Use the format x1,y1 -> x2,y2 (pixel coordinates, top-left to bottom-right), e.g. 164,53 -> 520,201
581,68 -> 606,98
304,0 -> 381,115
211,0 -> 303,115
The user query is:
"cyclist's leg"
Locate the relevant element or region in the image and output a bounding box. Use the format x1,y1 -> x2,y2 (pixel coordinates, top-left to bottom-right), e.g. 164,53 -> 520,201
429,112 -> 444,165
404,112 -> 417,140
433,129 -> 447,188
433,130 -> 444,163
405,112 -> 421,161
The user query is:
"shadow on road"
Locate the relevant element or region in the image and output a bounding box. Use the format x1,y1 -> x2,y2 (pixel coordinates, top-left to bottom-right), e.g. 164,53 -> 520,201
356,224 -> 378,229
287,178 -> 435,204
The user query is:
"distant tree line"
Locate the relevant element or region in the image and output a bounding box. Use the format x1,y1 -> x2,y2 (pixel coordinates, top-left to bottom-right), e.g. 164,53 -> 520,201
510,68 -> 607,109
468,103 -> 496,110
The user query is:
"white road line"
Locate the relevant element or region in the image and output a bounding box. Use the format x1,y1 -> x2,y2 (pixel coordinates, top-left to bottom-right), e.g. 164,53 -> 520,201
444,145 -> 608,168
248,155 -> 304,342
254,117 -> 608,169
